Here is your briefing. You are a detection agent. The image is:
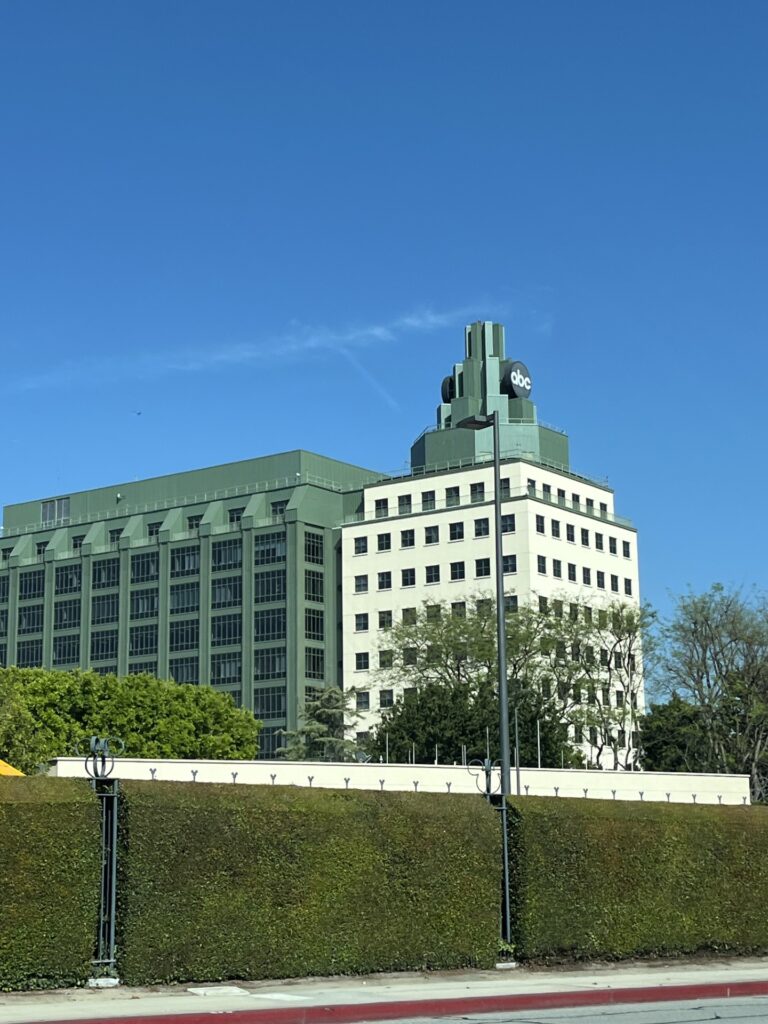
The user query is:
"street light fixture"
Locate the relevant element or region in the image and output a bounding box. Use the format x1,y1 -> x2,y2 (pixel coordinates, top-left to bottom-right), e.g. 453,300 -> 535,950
457,409 -> 521,944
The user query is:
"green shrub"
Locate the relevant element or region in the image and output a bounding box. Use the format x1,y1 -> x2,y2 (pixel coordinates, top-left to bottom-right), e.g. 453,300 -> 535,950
117,782 -> 500,984
0,778 -> 101,990
508,797 -> 768,961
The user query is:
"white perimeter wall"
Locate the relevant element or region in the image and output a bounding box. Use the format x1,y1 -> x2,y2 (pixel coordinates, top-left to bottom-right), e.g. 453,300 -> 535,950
49,757 -> 750,805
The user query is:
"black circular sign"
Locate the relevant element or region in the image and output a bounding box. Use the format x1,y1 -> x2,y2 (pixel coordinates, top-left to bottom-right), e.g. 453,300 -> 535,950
501,361 -> 532,399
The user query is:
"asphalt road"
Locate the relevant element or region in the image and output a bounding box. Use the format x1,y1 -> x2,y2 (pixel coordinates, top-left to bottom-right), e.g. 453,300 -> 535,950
389,999 -> 768,1024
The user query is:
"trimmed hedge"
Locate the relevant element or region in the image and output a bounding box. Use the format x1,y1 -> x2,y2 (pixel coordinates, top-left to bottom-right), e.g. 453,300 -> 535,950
508,797 -> 768,961
116,781 -> 500,984
0,778 -> 101,990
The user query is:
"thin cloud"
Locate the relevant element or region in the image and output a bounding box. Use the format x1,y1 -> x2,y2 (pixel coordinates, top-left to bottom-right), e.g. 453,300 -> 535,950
7,303 -> 496,394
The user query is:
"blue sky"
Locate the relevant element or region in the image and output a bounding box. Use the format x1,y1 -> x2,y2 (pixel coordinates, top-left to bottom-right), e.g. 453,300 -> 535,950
1,1 -> 767,616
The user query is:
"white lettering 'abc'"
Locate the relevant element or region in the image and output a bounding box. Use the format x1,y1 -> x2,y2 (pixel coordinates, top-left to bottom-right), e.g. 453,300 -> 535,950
501,360 -> 533,400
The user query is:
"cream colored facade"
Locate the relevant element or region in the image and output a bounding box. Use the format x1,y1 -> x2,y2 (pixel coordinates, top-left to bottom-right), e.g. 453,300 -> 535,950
340,458 -> 641,767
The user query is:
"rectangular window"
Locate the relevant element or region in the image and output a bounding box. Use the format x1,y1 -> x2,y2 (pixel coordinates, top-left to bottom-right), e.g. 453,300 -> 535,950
595,533 -> 604,551
91,629 -> 118,661
611,574 -> 619,593
398,494 -> 412,515
17,639 -> 43,667
170,546 -> 199,578
169,619 -> 200,652
500,478 -> 511,500
505,595 -> 518,613
583,567 -> 592,586
537,555 -> 546,575
401,567 -> 416,587
228,507 -> 245,525
147,521 -> 162,537
54,598 -> 80,631
355,613 -> 369,632
568,563 -> 577,582
536,514 -> 545,534
212,539 -> 242,572
449,522 -> 464,541
425,525 -> 439,545
92,593 -> 119,625
254,684 -> 285,717
403,648 -> 417,666
450,561 -> 465,581
131,551 -> 159,584
254,647 -> 286,680
421,490 -> 435,512
212,613 -> 242,646
55,564 -> 81,595
470,482 -> 485,504
356,690 -> 370,711
53,634 -> 80,666
377,532 -> 391,552
18,604 -> 44,634
0,577 -> 9,603
527,478 -> 536,495
354,574 -> 368,594
130,588 -> 158,619
19,569 -> 45,600
270,500 -> 288,519
451,601 -> 466,618
476,557 -> 491,578
170,656 -> 199,684
41,496 -> 70,525
379,688 -> 394,708
474,517 -> 490,538
305,647 -> 324,680
377,571 -> 392,591
445,486 -> 460,508
305,570 -> 324,603
501,514 -> 515,534
597,570 -> 605,589
130,624 -> 158,657
187,513 -> 203,530
539,596 -> 548,614
254,608 -> 286,642
426,605 -> 441,622
171,581 -> 200,614
109,528 -> 122,543
609,537 -> 618,555
305,608 -> 324,641
572,493 -> 580,509
542,483 -> 551,501
581,528 -> 589,546
566,524 -> 575,543
623,540 -> 631,558
354,536 -> 368,555
557,488 -> 566,505
304,531 -> 324,564
35,540 -> 48,555
374,498 -> 389,519
586,497 -> 594,512
355,652 -> 370,671
503,554 -> 517,574
402,608 -> 417,625
600,502 -> 608,518
254,531 -> 286,564
378,610 -> 392,629
426,564 -> 440,584
553,559 -> 562,579
211,576 -> 241,608
400,529 -> 415,548
551,519 -> 561,538
625,578 -> 633,596
254,569 -> 287,602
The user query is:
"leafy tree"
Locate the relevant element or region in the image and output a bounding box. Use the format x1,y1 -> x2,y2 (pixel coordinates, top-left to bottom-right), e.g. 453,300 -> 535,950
0,667 -> 261,773
279,685 -> 362,761
367,597 -> 582,767
658,585 -> 768,801
639,693 -> 709,773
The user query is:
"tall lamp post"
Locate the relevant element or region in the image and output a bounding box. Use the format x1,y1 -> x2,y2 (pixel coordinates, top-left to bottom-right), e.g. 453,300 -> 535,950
458,410 -> 520,944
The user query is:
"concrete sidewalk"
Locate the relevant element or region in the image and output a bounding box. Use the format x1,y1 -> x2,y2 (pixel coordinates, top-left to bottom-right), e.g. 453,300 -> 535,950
2,958 -> 768,1024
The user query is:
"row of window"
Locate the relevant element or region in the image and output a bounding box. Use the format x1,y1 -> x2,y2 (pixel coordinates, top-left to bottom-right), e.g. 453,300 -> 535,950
354,555 -> 517,593
354,598 -> 515,634
370,481 -> 610,519
534,515 -> 631,557
353,515 -> 515,555
536,556 -> 633,595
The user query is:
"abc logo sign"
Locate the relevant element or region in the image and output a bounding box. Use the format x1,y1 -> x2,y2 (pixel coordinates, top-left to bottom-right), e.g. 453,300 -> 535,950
501,361 -> 533,400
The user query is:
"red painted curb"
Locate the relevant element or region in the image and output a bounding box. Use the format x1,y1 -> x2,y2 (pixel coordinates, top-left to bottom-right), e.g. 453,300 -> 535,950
36,979 -> 768,1024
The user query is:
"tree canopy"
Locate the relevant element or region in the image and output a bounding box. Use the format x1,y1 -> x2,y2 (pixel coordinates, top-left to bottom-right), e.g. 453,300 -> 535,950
0,667 -> 261,773
279,685 -> 362,761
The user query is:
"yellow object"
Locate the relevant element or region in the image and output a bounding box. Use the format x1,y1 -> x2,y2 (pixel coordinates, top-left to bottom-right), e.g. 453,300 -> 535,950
0,759 -> 24,776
